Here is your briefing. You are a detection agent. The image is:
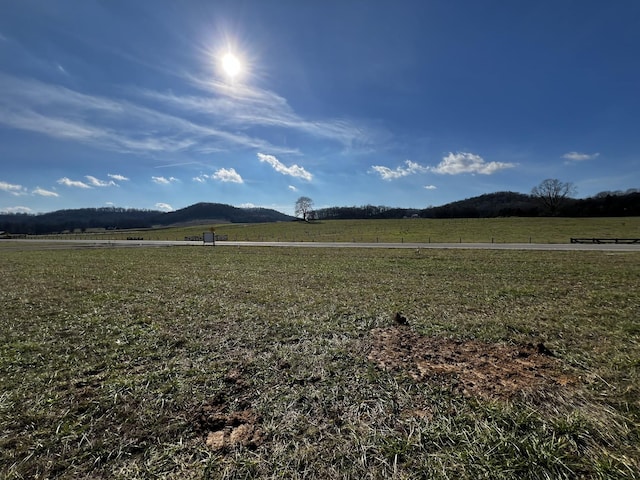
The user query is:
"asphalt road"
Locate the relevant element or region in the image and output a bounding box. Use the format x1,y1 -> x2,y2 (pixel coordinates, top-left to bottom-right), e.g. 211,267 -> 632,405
3,239 -> 640,252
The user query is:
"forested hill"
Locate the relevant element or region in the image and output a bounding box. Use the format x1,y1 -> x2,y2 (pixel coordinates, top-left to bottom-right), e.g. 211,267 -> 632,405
0,202 -> 294,235
313,191 -> 640,220
420,191 -> 640,218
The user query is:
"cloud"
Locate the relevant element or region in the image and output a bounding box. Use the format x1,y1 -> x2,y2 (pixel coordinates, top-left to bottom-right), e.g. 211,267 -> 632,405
562,151 -> 600,162
193,174 -> 209,183
0,181 -> 26,195
239,203 -> 257,209
213,168 -> 243,183
152,176 -> 178,185
155,203 -> 173,211
143,77 -> 378,150
108,173 -> 129,181
424,185 -> 437,190
288,185 -> 298,192
85,175 -> 117,187
371,160 -> 429,180
257,153 -> 313,181
430,152 -> 515,175
0,73 -> 294,158
57,177 -> 91,188
33,187 -> 59,197
1,206 -> 33,214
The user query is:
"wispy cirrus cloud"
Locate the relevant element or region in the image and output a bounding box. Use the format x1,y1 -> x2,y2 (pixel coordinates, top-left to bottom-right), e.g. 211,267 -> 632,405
57,177 -> 91,188
257,153 -> 313,181
430,152 -> 515,175
371,160 -> 429,180
152,176 -> 179,185
213,168 -> 243,183
562,151 -> 600,162
0,73 -> 294,158
0,180 -> 26,195
142,77 -> 378,150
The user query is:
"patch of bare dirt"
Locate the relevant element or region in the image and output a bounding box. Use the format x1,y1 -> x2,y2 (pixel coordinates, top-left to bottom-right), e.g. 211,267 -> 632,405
369,325 -> 576,400
194,369 -> 264,452
198,407 -> 263,451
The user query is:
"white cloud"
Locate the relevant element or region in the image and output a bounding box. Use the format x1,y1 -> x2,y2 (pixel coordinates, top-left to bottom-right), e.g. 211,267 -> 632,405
257,153 -> 313,181
143,77 -> 378,150
108,173 -> 129,181
424,185 -> 437,190
562,151 -> 600,162
1,206 -> 33,214
33,187 -> 59,197
288,185 -> 298,192
371,160 -> 429,180
57,177 -> 91,188
85,175 -> 117,187
213,168 -> 243,183
152,176 -> 178,185
0,73 -> 294,158
193,174 -> 209,183
239,203 -> 257,208
430,152 -> 515,175
0,181 -> 26,195
155,202 -> 173,211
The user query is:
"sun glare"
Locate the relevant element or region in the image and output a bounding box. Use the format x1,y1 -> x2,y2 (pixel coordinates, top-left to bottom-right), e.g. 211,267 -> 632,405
222,53 -> 241,78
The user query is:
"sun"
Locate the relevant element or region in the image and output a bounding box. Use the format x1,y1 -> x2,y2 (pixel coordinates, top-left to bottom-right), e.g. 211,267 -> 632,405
221,53 -> 241,78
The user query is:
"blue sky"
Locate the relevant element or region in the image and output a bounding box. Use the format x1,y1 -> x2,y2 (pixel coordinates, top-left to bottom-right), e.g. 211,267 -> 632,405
1,1 -> 639,215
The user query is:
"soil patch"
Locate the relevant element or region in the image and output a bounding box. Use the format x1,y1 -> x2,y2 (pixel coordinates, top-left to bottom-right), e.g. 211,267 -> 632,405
194,369 -> 264,452
198,406 -> 263,452
368,326 -> 576,400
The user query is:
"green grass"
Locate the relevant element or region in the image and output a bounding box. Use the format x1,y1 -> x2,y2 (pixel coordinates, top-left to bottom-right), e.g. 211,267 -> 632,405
34,216 -> 640,243
1,245 -> 639,478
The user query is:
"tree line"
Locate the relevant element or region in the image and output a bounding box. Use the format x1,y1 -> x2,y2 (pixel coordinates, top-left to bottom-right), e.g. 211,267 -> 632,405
304,181 -> 640,221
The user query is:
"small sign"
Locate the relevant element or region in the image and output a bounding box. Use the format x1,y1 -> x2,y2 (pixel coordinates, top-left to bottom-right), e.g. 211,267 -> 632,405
203,232 -> 215,245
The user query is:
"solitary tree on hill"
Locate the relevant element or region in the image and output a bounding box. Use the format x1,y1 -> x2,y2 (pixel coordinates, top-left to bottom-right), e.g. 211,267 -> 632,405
531,179 -> 576,215
295,196 -> 314,221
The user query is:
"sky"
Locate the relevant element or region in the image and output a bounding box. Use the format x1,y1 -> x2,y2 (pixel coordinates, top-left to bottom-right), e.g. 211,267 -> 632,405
1,1 -> 639,216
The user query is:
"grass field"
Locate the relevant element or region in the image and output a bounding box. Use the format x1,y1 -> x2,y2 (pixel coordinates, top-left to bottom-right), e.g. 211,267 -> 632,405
36,216 -> 640,244
1,244 -> 639,478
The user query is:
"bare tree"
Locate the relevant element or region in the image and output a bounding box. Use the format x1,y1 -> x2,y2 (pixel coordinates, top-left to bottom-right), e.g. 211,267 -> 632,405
531,179 -> 576,215
295,196 -> 314,221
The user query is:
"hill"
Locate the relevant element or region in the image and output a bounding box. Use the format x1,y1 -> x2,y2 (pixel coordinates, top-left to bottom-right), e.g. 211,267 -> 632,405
0,203 -> 294,235
421,191 -> 537,218
159,203 -> 293,225
314,191 -> 640,220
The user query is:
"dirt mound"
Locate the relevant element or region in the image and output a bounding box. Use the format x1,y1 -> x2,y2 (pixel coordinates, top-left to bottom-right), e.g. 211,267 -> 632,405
368,326 -> 575,400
